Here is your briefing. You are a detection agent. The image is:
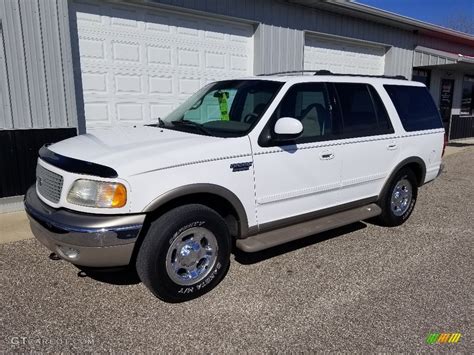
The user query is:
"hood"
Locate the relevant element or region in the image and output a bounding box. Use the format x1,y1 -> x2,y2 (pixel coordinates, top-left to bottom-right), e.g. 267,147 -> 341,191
48,126 -> 251,177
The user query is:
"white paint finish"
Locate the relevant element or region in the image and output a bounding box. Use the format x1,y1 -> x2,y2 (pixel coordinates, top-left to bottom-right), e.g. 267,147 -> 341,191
339,135 -> 399,203
252,142 -> 343,224
304,35 -> 386,75
41,75 -> 443,235
72,1 -> 254,128
46,128 -> 257,227
337,83 -> 401,202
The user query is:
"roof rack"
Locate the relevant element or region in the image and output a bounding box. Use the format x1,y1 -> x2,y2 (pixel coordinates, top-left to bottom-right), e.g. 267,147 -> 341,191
257,70 -> 407,80
256,70 -> 320,76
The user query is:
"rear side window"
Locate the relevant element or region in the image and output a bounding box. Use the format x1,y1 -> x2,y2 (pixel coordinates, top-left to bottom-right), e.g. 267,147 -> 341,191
334,83 -> 394,137
384,85 -> 443,132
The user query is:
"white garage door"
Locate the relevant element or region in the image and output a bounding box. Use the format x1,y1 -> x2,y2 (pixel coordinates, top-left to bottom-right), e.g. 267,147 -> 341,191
304,36 -> 385,76
72,2 -> 254,128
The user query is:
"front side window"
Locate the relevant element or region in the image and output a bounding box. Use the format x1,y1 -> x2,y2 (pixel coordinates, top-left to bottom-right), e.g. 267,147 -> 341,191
334,83 -> 393,137
461,75 -> 474,116
384,85 -> 443,132
260,82 -> 335,145
161,80 -> 283,137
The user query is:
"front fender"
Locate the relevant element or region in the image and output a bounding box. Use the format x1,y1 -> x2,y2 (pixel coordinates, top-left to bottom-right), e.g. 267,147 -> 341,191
143,183 -> 250,237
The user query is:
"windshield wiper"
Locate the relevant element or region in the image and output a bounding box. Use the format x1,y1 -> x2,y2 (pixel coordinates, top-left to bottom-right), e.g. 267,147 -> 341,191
146,117 -> 167,128
170,119 -> 213,136
158,117 -> 166,128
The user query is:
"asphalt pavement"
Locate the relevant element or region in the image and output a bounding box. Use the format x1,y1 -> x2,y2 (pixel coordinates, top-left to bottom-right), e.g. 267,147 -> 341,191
1,147 -> 472,353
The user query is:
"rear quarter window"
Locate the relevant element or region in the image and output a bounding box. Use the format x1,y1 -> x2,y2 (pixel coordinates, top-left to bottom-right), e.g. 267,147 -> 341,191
384,85 -> 443,132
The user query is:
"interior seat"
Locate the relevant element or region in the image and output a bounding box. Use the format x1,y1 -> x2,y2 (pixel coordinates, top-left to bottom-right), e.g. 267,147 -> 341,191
299,103 -> 330,137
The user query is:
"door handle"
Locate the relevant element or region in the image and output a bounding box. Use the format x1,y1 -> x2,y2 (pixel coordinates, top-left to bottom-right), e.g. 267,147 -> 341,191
387,143 -> 398,151
320,151 -> 335,160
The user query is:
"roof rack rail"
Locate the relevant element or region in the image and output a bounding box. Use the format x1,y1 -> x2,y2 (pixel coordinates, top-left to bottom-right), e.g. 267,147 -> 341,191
313,70 -> 407,80
257,69 -> 407,80
256,70 -> 320,76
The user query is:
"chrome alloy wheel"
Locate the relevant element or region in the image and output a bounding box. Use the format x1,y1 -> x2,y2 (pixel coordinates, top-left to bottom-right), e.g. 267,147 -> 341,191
391,178 -> 412,216
165,227 -> 218,286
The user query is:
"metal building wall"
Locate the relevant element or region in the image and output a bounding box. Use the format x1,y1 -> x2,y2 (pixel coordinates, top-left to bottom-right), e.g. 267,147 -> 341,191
418,34 -> 473,55
0,0 -> 77,130
147,0 -> 417,78
254,24 -> 304,74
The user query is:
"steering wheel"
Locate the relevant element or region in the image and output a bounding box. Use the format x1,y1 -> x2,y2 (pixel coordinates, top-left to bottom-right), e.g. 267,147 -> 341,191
243,112 -> 259,124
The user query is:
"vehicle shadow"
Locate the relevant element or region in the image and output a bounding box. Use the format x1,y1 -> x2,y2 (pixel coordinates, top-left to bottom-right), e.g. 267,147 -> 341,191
74,265 -> 141,285
448,142 -> 474,147
233,222 -> 367,265
74,222 -> 367,284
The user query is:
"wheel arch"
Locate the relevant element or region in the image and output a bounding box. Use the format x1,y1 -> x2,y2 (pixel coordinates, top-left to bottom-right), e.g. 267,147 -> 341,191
142,184 -> 250,238
379,157 -> 426,200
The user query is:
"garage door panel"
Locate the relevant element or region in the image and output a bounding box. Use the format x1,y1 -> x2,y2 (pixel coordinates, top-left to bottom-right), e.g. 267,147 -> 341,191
73,1 -> 253,128
79,38 -> 105,59
116,102 -> 144,122
112,41 -> 141,63
147,45 -> 172,65
82,71 -> 107,93
149,76 -> 173,95
115,74 -> 142,94
84,102 -> 110,125
304,36 -> 385,76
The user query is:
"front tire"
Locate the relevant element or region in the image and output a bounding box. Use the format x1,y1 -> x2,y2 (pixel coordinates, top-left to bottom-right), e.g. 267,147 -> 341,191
136,204 -> 231,302
377,168 -> 418,226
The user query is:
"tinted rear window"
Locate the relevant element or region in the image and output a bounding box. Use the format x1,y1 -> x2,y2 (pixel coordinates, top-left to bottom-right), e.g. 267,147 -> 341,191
334,83 -> 394,137
384,85 -> 442,132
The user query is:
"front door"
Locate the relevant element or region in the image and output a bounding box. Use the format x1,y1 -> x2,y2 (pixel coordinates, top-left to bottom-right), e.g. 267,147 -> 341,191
251,82 -> 343,227
439,79 -> 455,132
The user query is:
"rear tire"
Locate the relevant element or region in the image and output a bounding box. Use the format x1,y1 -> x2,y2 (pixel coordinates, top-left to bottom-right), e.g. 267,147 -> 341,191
376,168 -> 418,226
136,204 -> 231,302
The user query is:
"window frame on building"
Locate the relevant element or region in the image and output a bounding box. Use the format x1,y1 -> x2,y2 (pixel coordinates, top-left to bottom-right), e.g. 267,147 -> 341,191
460,75 -> 474,117
412,68 -> 431,89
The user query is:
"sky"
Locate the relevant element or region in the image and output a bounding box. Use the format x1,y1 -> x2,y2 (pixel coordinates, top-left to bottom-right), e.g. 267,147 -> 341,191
357,0 -> 474,31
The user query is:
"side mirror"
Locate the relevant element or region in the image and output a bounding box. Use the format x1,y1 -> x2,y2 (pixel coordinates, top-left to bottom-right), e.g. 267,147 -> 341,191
273,117 -> 303,142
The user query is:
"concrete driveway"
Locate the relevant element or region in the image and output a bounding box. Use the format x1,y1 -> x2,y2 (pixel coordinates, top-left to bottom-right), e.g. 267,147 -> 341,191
1,147 -> 472,353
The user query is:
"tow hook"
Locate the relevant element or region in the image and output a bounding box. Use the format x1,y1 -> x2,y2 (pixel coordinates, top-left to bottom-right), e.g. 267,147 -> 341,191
49,252 -> 61,261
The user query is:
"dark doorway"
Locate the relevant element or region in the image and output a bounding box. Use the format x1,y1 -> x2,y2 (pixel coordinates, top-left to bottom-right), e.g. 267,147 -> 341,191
439,78 -> 455,132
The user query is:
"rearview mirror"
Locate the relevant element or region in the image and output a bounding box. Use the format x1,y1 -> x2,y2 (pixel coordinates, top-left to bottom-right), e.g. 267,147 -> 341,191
273,117 -> 303,141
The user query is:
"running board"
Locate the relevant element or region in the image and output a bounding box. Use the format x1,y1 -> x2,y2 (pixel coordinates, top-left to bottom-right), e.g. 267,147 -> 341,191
236,203 -> 381,253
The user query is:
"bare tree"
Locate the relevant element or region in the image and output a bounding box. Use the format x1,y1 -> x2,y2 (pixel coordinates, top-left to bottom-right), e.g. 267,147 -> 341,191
443,13 -> 474,35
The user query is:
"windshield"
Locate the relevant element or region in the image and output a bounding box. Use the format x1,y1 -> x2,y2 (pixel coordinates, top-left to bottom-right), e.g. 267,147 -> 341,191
160,80 -> 283,137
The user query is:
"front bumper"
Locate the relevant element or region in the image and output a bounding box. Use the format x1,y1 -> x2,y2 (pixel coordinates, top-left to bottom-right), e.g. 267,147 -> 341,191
24,186 -> 145,267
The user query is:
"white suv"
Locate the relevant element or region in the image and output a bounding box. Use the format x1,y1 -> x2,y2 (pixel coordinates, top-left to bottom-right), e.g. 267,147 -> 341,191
25,71 -> 445,302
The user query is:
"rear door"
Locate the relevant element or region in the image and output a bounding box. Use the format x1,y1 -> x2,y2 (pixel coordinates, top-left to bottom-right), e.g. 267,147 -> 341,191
334,83 -> 399,204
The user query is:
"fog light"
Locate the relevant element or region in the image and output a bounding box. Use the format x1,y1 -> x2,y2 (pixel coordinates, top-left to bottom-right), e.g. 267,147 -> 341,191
57,246 -> 80,260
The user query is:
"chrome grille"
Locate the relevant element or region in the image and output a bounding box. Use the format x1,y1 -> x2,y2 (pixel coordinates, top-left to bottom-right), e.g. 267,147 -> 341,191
36,164 -> 63,203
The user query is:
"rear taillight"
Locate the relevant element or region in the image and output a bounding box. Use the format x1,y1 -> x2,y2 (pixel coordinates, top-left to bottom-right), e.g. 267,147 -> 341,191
442,134 -> 448,157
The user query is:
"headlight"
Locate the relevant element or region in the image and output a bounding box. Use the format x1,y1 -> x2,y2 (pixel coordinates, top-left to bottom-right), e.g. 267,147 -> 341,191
67,179 -> 127,208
